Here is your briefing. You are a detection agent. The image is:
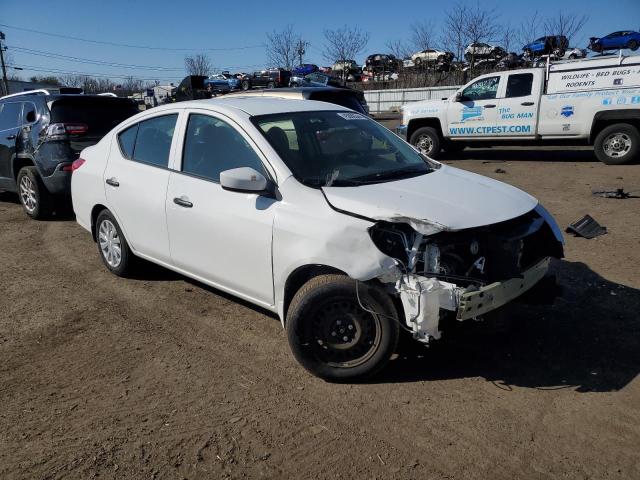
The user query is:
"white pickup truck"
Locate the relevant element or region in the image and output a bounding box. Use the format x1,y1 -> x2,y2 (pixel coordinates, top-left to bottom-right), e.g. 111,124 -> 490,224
398,54 -> 640,164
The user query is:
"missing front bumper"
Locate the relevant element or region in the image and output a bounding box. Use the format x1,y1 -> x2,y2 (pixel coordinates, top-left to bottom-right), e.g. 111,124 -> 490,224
456,257 -> 551,320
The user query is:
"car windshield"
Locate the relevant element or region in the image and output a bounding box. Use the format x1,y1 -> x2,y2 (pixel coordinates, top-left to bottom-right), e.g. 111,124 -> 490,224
253,111 -> 436,188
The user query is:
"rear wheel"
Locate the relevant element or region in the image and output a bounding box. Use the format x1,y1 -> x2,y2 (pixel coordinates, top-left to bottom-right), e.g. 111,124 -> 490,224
95,210 -> 134,277
286,275 -> 399,381
241,80 -> 250,90
594,123 -> 640,165
628,40 -> 639,51
267,81 -> 276,89
409,126 -> 442,158
17,166 -> 52,220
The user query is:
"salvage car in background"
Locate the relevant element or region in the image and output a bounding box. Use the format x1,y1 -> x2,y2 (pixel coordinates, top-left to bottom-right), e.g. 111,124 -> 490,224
464,42 -> 505,61
589,30 -> 640,52
364,53 -> 401,73
232,86 -> 369,115
241,69 -> 292,90
523,35 -> 569,58
0,90 -> 138,219
411,48 -> 453,66
72,97 -> 563,381
292,64 -> 319,76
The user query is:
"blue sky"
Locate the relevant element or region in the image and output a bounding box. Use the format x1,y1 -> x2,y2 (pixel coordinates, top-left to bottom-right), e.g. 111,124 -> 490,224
2,0 -> 639,84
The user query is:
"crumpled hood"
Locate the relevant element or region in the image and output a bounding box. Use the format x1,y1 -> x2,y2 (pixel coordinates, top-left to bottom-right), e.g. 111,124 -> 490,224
322,165 -> 538,232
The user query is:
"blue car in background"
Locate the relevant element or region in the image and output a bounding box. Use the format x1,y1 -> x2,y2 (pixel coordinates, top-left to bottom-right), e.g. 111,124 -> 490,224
523,35 -> 569,58
589,31 -> 640,52
292,64 -> 319,76
204,73 -> 241,93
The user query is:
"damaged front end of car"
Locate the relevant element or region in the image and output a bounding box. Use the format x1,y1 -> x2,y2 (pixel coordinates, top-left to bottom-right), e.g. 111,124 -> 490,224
367,204 -> 564,343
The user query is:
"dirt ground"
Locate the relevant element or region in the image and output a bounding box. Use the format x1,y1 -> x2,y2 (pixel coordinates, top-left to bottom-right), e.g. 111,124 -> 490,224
1,141 -> 639,479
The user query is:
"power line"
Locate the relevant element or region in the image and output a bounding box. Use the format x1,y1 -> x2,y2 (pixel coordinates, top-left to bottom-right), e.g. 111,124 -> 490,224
7,63 -> 181,81
0,23 -> 266,52
9,46 -> 184,71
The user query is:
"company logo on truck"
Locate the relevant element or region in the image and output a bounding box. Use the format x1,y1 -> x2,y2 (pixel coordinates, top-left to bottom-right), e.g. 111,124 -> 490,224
560,106 -> 574,117
461,106 -> 483,122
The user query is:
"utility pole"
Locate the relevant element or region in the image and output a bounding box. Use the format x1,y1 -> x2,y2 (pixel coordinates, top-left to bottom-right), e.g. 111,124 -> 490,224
295,39 -> 309,67
0,31 -> 9,96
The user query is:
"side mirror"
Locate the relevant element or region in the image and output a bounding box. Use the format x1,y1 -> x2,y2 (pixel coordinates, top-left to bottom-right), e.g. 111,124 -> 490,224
455,91 -> 463,102
220,167 -> 270,194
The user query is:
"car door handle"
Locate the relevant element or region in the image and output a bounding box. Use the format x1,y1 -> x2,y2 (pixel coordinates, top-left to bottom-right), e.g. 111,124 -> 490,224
6,135 -> 16,140
106,177 -> 120,187
173,196 -> 193,208
484,104 -> 496,108
521,102 -> 535,106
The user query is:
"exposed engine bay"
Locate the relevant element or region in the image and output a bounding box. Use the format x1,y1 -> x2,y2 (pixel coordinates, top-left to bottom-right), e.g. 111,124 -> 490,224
368,206 -> 564,343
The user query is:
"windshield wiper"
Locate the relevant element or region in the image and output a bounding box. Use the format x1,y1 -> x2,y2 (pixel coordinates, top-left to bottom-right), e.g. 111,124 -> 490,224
352,165 -> 430,183
300,177 -> 363,187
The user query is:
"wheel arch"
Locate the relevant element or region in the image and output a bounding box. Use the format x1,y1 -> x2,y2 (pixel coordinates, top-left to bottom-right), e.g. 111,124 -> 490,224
406,117 -> 444,143
90,204 -> 110,241
282,264 -> 347,323
12,155 -> 38,180
590,110 -> 640,143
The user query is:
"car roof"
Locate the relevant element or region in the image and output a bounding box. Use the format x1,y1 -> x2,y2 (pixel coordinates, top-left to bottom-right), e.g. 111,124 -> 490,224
158,96 -> 353,116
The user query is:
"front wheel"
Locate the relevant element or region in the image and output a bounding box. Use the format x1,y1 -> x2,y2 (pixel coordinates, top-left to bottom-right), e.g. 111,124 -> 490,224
241,80 -> 250,90
267,81 -> 276,89
286,275 -> 399,381
17,166 -> 52,220
409,126 -> 442,158
95,209 -> 134,276
594,123 -> 639,165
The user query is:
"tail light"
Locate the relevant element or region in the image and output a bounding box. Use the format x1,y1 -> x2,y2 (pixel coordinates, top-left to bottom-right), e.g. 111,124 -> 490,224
46,123 -> 89,137
69,158 -> 86,171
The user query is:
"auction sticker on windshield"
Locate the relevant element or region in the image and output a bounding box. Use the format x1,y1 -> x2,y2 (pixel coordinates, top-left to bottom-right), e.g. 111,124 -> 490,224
337,112 -> 367,120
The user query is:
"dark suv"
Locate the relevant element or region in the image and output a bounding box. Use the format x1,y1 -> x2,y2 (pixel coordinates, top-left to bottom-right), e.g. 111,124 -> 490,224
0,91 -> 138,219
241,69 -> 291,90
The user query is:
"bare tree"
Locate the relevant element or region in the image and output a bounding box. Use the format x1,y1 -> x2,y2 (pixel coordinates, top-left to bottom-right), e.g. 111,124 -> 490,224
265,25 -> 300,70
410,21 -> 436,52
122,75 -> 144,93
29,75 -> 60,85
518,11 -> 542,47
464,2 -> 500,67
184,54 -> 213,76
543,12 -> 589,44
501,24 -> 517,53
385,39 -> 411,60
442,2 -> 470,63
323,25 -> 369,66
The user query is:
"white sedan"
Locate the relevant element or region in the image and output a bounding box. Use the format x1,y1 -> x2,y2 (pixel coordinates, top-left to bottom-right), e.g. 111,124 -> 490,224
71,97 -> 564,380
410,49 -> 452,65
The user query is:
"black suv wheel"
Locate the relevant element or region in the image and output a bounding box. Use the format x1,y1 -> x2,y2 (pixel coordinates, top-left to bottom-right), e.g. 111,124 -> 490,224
17,166 -> 52,220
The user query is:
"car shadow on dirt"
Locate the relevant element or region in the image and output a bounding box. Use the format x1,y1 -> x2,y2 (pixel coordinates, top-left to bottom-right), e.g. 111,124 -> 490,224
376,259 -> 640,392
441,148 -> 598,163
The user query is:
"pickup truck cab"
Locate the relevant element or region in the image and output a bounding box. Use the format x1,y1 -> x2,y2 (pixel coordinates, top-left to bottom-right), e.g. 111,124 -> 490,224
399,54 -> 640,164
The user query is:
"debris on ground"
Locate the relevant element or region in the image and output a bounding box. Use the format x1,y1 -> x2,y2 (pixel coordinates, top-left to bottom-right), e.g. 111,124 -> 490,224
495,168 -> 507,174
592,188 -> 637,199
566,214 -> 607,239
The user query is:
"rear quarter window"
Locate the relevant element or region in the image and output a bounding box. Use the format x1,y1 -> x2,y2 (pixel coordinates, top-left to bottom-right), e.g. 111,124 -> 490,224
118,124 -> 138,159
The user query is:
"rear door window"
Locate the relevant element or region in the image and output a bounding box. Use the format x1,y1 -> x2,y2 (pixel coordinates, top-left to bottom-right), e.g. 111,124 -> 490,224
505,73 -> 533,98
0,102 -> 21,131
131,114 -> 178,168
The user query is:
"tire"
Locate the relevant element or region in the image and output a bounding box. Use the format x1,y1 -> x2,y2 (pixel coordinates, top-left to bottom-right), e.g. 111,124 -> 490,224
414,57 -> 422,66
593,123 -> 640,165
267,82 -> 276,89
95,209 -> 134,277
290,82 -> 298,88
286,275 -> 400,381
241,80 -> 250,91
628,40 -> 639,51
409,126 -> 442,158
568,53 -> 577,59
17,166 -> 53,220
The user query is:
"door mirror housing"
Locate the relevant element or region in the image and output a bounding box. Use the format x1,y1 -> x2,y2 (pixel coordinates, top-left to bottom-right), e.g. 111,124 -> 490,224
455,91 -> 463,102
220,167 -> 270,195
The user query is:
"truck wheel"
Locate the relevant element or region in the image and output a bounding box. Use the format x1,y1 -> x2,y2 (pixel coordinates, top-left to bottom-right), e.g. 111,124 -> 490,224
95,209 -> 134,277
594,123 -> 639,165
267,81 -> 276,89
410,126 -> 442,158
286,275 -> 399,381
17,166 -> 52,220
241,80 -> 250,91
628,40 -> 639,51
